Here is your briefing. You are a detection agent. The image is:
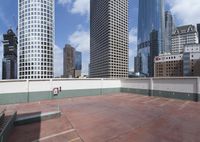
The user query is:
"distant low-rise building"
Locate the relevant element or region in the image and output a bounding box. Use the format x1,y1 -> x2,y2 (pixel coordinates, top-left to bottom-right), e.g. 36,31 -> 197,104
154,54 -> 183,77
154,44 -> 200,77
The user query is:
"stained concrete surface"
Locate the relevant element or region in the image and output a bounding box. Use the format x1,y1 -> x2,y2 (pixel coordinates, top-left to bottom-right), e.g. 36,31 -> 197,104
4,93 -> 200,142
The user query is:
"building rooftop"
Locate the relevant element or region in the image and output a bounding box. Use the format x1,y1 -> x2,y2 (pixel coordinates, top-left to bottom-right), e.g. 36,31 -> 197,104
4,93 -> 200,142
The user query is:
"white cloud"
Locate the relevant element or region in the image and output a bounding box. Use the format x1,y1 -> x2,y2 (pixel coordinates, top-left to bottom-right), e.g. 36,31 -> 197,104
58,0 -> 90,17
68,26 -> 90,75
54,44 -> 63,77
68,26 -> 90,53
70,0 -> 90,16
167,0 -> 200,25
129,27 -> 137,44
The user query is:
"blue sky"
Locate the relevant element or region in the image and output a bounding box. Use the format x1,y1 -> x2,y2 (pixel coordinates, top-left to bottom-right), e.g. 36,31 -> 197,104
0,0 -> 200,78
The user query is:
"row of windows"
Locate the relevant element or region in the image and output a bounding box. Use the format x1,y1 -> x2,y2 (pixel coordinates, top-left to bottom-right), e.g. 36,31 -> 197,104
19,0 -> 53,4
20,66 -> 53,71
19,76 -> 53,79
19,20 -> 53,26
19,24 -> 53,30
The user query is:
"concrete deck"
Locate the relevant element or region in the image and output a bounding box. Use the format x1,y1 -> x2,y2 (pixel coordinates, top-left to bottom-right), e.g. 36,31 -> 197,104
4,93 -> 200,142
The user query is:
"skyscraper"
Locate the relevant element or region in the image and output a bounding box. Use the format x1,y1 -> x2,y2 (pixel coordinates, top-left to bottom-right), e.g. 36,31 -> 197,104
197,24 -> 200,43
63,45 -> 75,78
75,51 -> 82,71
18,0 -> 55,79
135,0 -> 164,77
164,11 -> 175,53
2,29 -> 18,79
74,51 -> 82,78
90,0 -> 128,78
149,30 -> 159,77
63,45 -> 82,78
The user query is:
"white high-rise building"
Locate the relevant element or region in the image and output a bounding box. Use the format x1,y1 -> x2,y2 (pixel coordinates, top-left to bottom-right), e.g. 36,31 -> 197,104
18,0 -> 55,79
171,25 -> 198,54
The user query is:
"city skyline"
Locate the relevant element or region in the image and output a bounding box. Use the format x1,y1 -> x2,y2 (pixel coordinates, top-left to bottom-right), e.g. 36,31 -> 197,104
0,0 -> 200,79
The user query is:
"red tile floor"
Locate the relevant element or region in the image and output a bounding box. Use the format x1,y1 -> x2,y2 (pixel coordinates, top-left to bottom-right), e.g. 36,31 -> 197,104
4,93 -> 200,142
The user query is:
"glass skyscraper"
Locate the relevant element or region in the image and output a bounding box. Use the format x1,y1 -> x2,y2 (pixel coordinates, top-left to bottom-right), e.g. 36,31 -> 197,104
197,24 -> 200,43
135,0 -> 164,76
2,29 -> 18,79
165,11 -> 175,53
75,51 -> 82,71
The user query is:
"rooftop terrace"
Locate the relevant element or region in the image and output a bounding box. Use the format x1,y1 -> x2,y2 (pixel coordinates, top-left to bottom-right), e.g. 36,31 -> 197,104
3,93 -> 200,142
0,78 -> 200,142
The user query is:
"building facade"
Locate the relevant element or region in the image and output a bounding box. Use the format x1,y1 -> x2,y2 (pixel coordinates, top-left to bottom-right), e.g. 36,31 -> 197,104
2,29 -> 18,79
90,0 -> 128,78
154,54 -> 183,77
171,25 -> 198,54
63,45 -> 82,78
164,11 -> 175,53
75,51 -> 82,71
135,0 -> 164,77
183,44 -> 200,76
197,24 -> 200,44
18,0 -> 55,79
63,45 -> 75,78
149,30 -> 159,77
154,44 -> 200,77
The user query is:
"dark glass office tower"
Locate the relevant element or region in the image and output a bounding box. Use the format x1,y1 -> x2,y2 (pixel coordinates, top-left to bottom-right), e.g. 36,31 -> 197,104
135,0 -> 164,76
2,29 -> 18,79
75,51 -> 82,71
197,24 -> 200,43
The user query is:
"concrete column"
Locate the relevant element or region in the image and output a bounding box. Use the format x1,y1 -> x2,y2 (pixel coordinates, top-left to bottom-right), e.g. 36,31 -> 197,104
100,79 -> 103,95
195,77 -> 200,102
50,79 -> 53,99
27,79 -> 29,103
149,78 -> 154,96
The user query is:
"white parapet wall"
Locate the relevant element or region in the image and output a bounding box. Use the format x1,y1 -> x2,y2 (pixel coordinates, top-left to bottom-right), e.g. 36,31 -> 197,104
0,77 -> 200,104
0,80 -> 28,94
121,77 -> 199,94
121,77 -> 200,101
153,77 -> 197,94
0,78 -> 121,94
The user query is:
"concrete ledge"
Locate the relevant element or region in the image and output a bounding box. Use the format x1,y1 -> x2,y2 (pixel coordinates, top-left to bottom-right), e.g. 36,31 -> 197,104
0,88 -> 121,105
121,88 -> 150,96
0,112 -> 17,142
121,88 -> 199,102
15,111 -> 61,126
152,90 -> 198,102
